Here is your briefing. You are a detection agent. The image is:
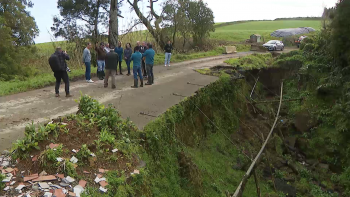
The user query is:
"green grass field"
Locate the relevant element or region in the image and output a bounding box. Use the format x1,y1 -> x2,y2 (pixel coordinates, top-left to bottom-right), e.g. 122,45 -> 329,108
211,20 -> 322,42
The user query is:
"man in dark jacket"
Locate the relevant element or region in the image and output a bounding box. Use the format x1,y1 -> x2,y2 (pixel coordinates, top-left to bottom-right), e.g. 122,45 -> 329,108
104,45 -> 119,89
95,42 -> 107,80
140,41 -> 148,78
164,40 -> 173,67
49,47 -> 72,97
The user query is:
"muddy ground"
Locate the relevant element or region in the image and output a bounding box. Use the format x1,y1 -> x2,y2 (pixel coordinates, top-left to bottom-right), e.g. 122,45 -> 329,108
0,48 -> 296,152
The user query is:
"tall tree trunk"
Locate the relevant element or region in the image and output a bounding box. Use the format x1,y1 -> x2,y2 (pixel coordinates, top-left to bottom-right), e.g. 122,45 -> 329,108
109,0 -> 119,47
94,0 -> 101,43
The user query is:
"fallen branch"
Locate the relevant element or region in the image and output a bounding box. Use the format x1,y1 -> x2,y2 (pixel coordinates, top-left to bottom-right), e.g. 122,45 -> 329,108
233,82 -> 284,197
253,98 -> 302,104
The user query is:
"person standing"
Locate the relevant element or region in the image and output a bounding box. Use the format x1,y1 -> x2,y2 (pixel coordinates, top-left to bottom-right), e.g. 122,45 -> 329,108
141,42 -> 148,78
130,46 -> 143,88
164,41 -> 173,67
124,43 -> 132,76
142,43 -> 155,85
95,42 -> 107,80
49,47 -> 72,97
82,42 -> 94,83
104,43 -> 110,53
114,41 -> 124,75
104,45 -> 119,89
134,41 -> 141,52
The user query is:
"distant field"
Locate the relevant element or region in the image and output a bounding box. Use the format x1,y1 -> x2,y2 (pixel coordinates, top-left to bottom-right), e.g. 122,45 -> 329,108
211,20 -> 322,42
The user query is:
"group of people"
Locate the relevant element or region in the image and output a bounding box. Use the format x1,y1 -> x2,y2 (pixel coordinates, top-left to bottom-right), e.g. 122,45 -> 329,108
49,40 -> 173,97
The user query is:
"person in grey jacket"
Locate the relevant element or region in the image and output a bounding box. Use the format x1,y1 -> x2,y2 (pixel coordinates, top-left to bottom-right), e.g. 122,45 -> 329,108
124,43 -> 132,76
82,42 -> 94,83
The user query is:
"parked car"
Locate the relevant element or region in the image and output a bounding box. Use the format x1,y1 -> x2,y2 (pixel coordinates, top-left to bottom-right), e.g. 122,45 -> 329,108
295,36 -> 307,48
262,40 -> 284,51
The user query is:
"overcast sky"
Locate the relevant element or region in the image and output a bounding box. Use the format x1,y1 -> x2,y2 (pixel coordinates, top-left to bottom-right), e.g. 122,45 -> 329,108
28,0 -> 338,44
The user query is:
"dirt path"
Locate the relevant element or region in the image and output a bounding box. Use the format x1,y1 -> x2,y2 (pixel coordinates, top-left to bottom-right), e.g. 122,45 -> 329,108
0,49 -> 295,151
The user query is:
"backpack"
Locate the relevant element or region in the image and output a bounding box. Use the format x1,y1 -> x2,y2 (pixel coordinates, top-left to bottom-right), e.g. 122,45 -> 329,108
48,53 -> 63,72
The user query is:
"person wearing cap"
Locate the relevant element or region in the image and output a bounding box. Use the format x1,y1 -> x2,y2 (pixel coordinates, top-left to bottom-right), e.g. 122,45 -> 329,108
130,46 -> 143,88
49,47 -> 72,97
142,43 -> 155,85
95,42 -> 107,80
104,44 -> 119,89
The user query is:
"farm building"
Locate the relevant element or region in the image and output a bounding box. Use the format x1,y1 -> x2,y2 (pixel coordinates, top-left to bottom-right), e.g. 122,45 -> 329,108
250,34 -> 261,43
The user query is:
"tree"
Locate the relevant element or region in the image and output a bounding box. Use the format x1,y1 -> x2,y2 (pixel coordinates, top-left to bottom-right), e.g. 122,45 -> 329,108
109,0 -> 119,47
51,0 -> 110,43
126,0 -> 167,48
331,0 -> 350,68
0,0 -> 39,46
183,0 -> 215,46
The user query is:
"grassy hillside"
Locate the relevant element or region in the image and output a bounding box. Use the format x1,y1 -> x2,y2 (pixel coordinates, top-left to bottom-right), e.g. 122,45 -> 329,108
211,20 -> 322,42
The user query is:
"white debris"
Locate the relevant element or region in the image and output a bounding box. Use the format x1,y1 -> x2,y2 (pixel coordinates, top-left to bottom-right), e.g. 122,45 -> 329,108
3,186 -> 10,191
73,185 -> 84,197
10,181 -> 16,185
99,186 -> 108,193
57,157 -> 64,162
61,123 -> 67,125
94,176 -> 106,183
21,171 -> 25,174
2,176 -> 11,182
38,182 -> 50,189
39,171 -> 48,176
65,176 -> 75,183
70,156 -> 78,164
112,148 -> 118,153
48,121 -> 53,124
90,153 -> 96,157
43,192 -> 53,197
1,161 -> 10,167
72,149 -> 78,153
15,185 -> 26,190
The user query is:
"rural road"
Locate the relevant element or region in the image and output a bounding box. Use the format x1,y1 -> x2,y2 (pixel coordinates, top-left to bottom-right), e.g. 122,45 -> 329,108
0,49 -> 295,151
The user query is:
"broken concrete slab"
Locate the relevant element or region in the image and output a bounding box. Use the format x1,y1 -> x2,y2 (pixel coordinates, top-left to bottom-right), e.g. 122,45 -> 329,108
39,171 -> 48,176
70,156 -> 78,164
133,169 -> 140,174
68,192 -> 76,197
112,148 -> 118,153
224,46 -> 237,54
55,174 -> 64,179
15,184 -> 26,190
64,176 -> 75,183
38,182 -> 50,189
73,185 -> 84,197
59,182 -> 69,187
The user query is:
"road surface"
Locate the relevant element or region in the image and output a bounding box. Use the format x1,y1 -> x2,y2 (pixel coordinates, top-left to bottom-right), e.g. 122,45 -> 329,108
0,49 -> 295,151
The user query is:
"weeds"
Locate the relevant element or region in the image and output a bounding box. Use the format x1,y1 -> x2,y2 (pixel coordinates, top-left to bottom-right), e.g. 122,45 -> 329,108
39,144 -> 63,167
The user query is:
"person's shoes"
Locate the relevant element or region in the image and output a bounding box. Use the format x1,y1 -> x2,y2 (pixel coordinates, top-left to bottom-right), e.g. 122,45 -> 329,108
55,94 -> 60,97
140,79 -> 144,87
87,79 -> 94,83
127,73 -> 130,76
66,94 -> 73,98
120,72 -> 123,75
131,79 -> 138,88
145,82 -> 152,85
168,64 -> 171,67
112,85 -> 116,89
104,83 -> 108,88
165,64 -> 167,67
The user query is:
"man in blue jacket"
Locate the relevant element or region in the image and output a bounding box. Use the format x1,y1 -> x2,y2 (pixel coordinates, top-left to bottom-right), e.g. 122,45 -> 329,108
142,43 -> 155,85
130,46 -> 143,88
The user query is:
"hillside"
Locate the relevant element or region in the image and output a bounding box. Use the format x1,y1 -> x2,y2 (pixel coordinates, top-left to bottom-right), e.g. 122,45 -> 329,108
211,20 -> 322,42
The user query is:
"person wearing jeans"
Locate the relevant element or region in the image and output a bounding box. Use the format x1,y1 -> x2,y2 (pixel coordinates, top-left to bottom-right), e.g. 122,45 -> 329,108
164,40 -> 173,67
130,46 -> 143,88
124,43 -> 132,76
95,42 -> 107,80
82,42 -> 94,83
142,43 -> 155,85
